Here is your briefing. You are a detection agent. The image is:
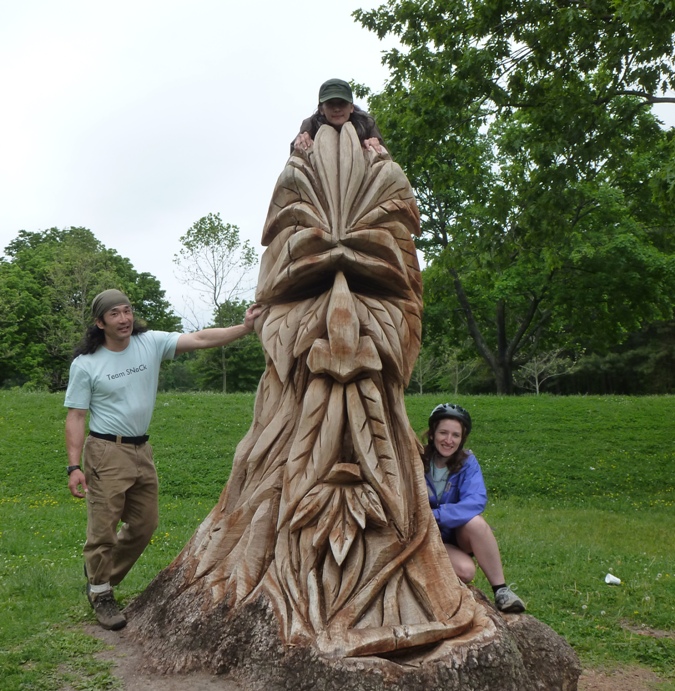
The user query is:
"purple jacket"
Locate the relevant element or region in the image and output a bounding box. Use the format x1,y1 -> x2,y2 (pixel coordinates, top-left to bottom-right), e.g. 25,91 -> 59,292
425,453 -> 488,542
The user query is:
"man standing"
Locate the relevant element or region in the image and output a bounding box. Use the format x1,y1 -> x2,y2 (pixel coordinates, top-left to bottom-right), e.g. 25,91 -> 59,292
65,289 -> 261,630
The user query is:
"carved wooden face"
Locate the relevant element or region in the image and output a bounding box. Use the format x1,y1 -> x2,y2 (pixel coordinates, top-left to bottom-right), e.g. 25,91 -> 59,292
319,98 -> 354,128
257,122 -> 423,385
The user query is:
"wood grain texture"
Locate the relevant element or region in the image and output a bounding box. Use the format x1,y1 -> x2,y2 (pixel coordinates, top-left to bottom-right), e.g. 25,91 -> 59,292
179,123 -> 482,656
124,124 -> 581,690
135,123 -> 487,659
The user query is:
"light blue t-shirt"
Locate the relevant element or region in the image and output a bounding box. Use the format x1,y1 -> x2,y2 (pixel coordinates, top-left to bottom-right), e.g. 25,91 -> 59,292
64,331 -> 180,437
429,461 -> 450,498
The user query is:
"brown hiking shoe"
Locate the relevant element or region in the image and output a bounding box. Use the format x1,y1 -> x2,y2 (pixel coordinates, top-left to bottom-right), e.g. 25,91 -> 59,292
87,586 -> 127,630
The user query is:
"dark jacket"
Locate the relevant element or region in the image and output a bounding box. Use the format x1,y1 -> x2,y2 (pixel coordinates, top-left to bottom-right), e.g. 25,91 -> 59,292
291,108 -> 385,153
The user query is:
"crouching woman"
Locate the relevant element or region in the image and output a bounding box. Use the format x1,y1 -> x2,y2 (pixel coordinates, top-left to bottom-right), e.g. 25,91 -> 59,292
423,403 -> 526,613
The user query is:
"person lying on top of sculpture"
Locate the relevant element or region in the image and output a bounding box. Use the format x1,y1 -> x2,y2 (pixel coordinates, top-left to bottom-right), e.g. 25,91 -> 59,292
291,78 -> 386,154
423,402 -> 527,614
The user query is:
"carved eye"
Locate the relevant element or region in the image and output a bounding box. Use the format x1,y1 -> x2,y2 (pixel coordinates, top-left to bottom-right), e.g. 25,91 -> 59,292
258,224 -> 418,304
257,124 -> 421,306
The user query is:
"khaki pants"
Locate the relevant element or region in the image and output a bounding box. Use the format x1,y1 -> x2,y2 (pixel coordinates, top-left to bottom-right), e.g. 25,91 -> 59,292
82,436 -> 159,586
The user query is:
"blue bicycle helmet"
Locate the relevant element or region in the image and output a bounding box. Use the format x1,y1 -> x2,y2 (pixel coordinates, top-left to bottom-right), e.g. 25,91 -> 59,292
428,403 -> 472,436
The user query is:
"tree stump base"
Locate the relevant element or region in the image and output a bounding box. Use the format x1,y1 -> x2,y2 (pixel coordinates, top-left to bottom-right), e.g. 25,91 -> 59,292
124,125 -> 581,690
126,574 -> 580,691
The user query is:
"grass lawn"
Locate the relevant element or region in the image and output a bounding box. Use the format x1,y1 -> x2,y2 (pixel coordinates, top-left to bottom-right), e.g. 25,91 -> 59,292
1,391 -> 673,689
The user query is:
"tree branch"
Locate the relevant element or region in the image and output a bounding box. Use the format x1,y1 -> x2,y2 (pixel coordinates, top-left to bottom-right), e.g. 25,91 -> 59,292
449,266 -> 498,372
594,91 -> 675,106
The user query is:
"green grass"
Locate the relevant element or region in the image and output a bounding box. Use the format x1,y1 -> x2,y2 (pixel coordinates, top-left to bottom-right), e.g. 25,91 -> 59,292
1,392 -> 674,689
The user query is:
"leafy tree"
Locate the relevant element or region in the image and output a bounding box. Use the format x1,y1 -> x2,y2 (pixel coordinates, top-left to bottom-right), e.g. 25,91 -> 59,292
174,213 -> 258,392
0,227 -> 179,390
556,320 -> 675,394
158,354 -> 200,392
174,213 -> 257,328
355,0 -> 675,393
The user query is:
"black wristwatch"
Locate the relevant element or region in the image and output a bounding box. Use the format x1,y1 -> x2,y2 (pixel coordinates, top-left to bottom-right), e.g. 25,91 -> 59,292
67,465 -> 81,476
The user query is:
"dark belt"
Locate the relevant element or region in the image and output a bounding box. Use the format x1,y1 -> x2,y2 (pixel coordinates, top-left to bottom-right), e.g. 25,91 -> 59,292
89,431 -> 149,445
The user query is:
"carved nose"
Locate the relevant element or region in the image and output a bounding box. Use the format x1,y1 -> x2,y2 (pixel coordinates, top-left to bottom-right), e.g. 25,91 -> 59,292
307,272 -> 382,382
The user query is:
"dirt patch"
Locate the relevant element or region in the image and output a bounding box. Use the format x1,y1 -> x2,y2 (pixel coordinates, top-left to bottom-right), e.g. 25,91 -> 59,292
578,665 -> 664,691
89,626 -> 244,690
90,625 -> 667,691
620,621 -> 675,641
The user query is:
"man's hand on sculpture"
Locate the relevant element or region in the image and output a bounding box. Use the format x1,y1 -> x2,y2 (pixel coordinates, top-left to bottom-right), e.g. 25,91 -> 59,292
244,303 -> 263,331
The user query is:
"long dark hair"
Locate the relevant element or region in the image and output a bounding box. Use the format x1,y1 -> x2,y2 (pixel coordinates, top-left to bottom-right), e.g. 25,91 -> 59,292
307,104 -> 379,145
421,418 -> 470,475
73,320 -> 148,357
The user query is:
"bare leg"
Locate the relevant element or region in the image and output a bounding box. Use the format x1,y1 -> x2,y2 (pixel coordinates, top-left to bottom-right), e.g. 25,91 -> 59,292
455,515 -> 506,587
444,543 -> 476,583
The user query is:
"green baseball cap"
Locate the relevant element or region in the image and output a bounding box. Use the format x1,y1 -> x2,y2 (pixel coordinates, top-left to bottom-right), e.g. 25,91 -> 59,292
318,78 -> 353,104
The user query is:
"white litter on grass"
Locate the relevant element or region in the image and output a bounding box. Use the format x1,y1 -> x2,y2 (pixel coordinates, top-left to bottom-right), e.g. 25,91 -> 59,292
605,573 -> 621,585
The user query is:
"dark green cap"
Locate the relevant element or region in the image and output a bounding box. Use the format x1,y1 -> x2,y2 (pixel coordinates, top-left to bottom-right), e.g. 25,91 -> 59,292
318,78 -> 353,104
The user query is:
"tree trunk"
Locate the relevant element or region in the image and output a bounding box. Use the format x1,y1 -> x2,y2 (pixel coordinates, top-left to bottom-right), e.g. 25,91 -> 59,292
125,124 -> 580,689
495,364 -> 514,395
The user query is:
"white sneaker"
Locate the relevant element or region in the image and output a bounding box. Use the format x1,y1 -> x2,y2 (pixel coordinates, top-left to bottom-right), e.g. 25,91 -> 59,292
494,585 -> 526,613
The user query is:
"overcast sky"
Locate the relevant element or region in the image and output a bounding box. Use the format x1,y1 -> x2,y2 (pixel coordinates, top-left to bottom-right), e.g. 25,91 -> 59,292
0,0 -> 395,326
2,1 -> 674,329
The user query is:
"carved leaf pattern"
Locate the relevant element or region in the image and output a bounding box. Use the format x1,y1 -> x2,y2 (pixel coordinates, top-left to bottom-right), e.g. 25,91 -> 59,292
293,291 -> 330,358
278,377 -> 333,527
291,477 -> 387,569
274,526 -> 306,633
260,163 -> 328,245
341,228 -> 408,278
381,298 -> 422,382
346,382 -> 406,532
345,488 -> 366,529
294,383 -> 345,511
353,484 -> 387,527
357,378 -> 404,490
290,484 -> 332,532
323,534 -> 363,618
233,497 -> 277,603
261,300 -> 315,381
353,296 -> 404,382
175,123 -> 479,658
346,160 -> 415,232
339,138 -> 367,226
358,296 -> 405,367
329,500 -> 359,566
313,490 -> 342,550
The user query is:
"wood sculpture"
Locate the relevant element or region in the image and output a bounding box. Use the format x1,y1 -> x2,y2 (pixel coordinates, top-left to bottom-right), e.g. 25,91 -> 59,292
127,124 -> 580,690
188,121 -> 485,656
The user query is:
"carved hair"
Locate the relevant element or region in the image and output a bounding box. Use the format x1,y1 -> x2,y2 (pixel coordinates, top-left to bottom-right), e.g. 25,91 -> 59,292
73,320 -> 148,357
